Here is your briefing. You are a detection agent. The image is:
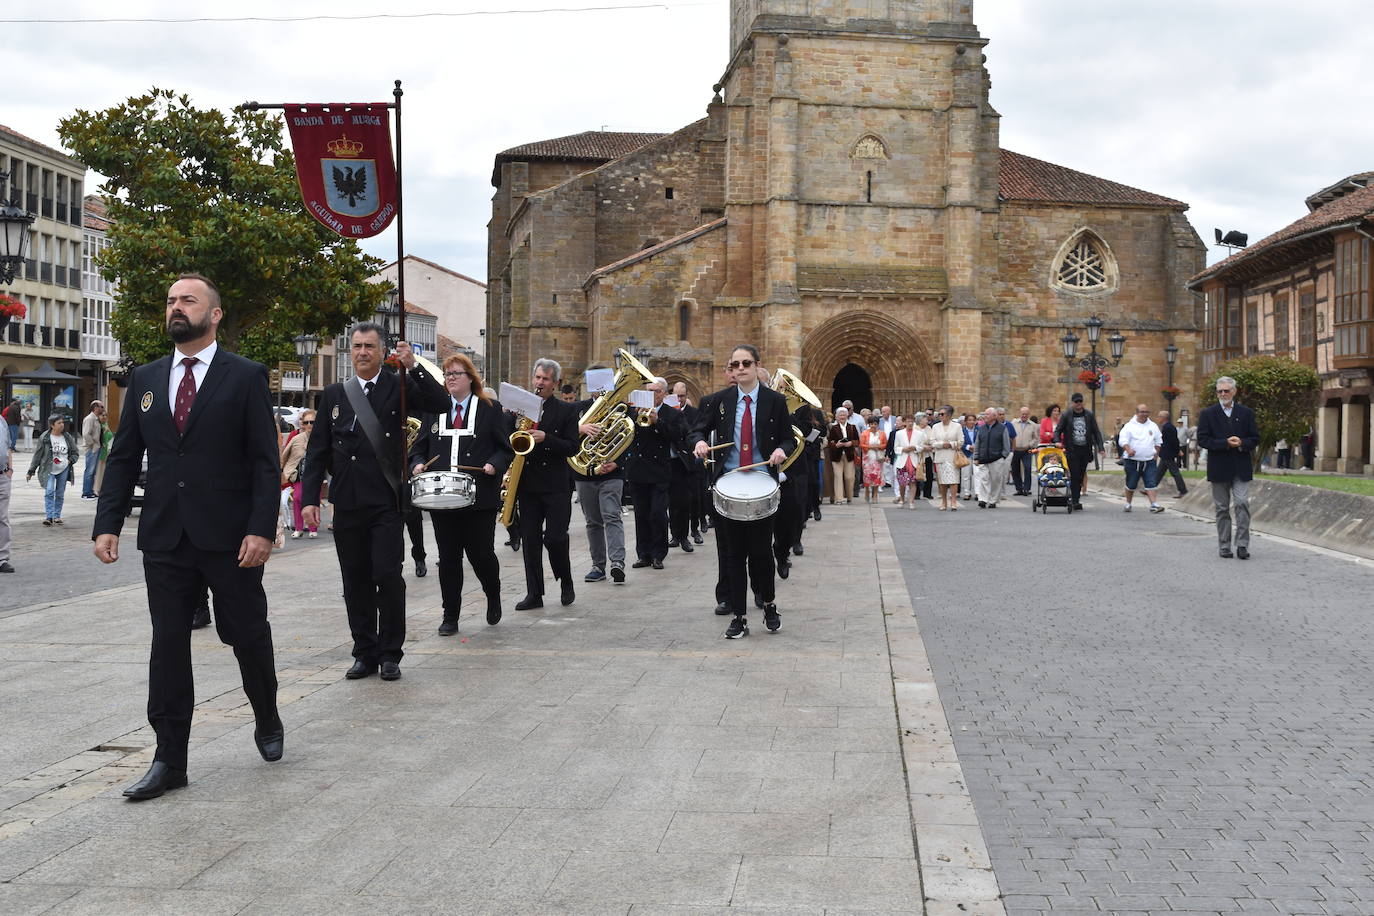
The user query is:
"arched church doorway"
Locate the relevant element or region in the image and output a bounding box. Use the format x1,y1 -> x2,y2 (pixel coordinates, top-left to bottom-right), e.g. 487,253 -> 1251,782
831,363 -> 872,412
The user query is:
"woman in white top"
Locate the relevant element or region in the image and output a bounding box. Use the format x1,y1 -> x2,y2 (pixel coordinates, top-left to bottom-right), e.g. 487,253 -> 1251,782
892,413 -> 928,508
927,406 -> 965,511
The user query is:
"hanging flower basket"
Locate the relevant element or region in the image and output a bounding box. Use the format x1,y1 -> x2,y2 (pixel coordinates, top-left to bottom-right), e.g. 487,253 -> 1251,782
1077,369 -> 1103,390
0,293 -> 24,333
1161,385 -> 1182,399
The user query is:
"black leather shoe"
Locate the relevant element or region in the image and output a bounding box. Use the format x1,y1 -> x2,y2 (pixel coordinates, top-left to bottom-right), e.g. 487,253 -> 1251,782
486,597 -> 502,625
190,605 -> 211,630
1236,547 -> 1250,560
714,602 -> 731,616
437,618 -> 458,636
254,724 -> 284,762
777,559 -> 791,580
1219,547 -> 1233,559
651,558 -> 664,570
792,543 -> 804,556
345,659 -> 377,679
680,541 -> 694,553
763,603 -> 781,633
667,539 -> 680,548
379,661 -> 402,681
812,508 -> 822,521
414,559 -> 427,577
754,596 -> 764,610
515,595 -> 543,611
561,581 -> 576,606
692,532 -> 703,545
631,558 -> 652,569
123,761 -> 188,800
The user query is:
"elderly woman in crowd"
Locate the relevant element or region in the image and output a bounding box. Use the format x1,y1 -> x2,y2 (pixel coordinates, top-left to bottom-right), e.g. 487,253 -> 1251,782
859,414 -> 888,503
280,409 -> 318,538
892,412 -> 928,508
927,406 -> 963,510
27,413 -> 78,526
957,412 -> 979,501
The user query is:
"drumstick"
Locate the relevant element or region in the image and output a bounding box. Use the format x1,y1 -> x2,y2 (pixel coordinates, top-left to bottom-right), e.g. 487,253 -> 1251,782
722,459 -> 775,475
420,455 -> 443,471
419,457 -> 487,473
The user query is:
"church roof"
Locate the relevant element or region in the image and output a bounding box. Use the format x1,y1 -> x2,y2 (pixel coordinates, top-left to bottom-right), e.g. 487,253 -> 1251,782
1188,182 -> 1374,288
492,130 -> 667,186
585,218 -> 727,285
999,150 -> 1185,209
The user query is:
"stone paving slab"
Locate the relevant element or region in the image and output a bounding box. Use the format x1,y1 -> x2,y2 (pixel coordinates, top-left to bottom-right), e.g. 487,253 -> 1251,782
0,492 -> 993,911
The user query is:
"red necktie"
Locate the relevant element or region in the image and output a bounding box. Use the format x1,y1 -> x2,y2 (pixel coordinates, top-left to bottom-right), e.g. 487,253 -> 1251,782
452,401 -> 462,429
740,394 -> 753,462
174,357 -> 198,435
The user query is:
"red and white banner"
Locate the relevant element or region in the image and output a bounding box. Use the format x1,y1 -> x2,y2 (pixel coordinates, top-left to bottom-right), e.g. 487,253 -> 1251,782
283,103 -> 397,238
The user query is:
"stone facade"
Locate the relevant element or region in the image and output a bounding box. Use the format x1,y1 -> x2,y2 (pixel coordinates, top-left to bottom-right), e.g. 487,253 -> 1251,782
487,1 -> 1206,417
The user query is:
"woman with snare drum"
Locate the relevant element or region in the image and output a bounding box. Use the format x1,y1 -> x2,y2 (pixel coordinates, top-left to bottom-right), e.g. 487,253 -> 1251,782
408,353 -> 514,635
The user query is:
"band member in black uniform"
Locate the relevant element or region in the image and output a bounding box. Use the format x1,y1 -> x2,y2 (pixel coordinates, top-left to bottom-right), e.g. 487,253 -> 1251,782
404,499 -> 427,577
408,353 -> 513,635
302,322 -> 447,682
514,358 -> 580,610
768,370 -> 812,576
94,273 -> 283,799
626,378 -> 685,570
690,345 -> 790,638
800,401 -> 826,528
668,381 -> 704,551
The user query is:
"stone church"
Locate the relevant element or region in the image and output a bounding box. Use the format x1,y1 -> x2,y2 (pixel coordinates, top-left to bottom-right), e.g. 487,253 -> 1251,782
486,0 -> 1206,416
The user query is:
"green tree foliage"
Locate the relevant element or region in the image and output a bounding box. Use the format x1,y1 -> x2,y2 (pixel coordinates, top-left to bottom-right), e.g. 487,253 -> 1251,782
58,89 -> 385,365
1205,355 -> 1321,472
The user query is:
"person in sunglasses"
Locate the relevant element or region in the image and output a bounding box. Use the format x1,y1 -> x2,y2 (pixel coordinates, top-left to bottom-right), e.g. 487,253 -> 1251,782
280,410 -> 318,538
689,345 -> 791,638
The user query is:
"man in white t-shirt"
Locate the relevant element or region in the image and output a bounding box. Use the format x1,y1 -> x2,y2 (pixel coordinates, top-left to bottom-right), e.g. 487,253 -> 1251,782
1118,403 -> 1164,513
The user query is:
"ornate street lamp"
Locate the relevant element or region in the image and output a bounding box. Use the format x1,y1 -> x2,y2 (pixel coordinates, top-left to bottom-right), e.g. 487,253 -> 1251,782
0,171 -> 35,286
1062,314 -> 1128,461
1163,344 -> 1179,403
294,333 -> 319,403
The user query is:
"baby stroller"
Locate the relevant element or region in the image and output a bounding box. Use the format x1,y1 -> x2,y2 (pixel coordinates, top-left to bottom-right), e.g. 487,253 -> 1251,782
1032,445 -> 1073,513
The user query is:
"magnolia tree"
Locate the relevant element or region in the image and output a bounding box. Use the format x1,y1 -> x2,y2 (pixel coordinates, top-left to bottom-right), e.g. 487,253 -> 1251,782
1204,355 -> 1321,472
59,88 -> 385,365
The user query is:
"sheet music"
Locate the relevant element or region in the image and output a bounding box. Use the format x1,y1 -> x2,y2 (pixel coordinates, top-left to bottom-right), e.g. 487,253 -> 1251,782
498,383 -> 545,422
628,389 -> 654,410
662,394 -> 681,408
584,368 -> 614,395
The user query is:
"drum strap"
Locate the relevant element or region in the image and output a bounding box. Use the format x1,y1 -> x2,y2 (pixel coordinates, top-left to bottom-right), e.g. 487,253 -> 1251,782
343,379 -> 402,502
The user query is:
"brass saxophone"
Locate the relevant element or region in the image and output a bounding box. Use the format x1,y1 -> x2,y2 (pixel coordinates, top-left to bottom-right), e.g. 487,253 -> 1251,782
567,348 -> 655,476
771,368 -> 823,472
499,415 -> 536,528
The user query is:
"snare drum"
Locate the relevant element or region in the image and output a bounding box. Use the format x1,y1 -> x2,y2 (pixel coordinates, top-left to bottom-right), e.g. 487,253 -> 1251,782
712,469 -> 780,522
410,471 -> 475,510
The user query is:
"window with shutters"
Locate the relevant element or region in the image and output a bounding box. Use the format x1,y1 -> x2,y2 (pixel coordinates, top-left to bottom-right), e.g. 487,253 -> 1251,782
1334,234 -> 1372,365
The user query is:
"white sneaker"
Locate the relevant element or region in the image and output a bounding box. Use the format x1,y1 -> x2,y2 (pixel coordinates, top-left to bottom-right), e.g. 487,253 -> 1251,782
1122,504 -> 1132,512
308,531 -> 319,538
290,530 -> 303,538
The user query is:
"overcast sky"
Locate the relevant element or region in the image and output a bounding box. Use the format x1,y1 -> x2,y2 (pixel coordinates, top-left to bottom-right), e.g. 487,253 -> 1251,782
6,0 -> 1372,283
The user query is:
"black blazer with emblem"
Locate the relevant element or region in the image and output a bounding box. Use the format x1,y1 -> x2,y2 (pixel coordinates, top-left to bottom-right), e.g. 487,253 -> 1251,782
513,394 -> 579,494
688,385 -> 790,484
408,396 -> 514,511
93,349 -> 280,552
625,404 -> 687,485
302,366 -> 448,512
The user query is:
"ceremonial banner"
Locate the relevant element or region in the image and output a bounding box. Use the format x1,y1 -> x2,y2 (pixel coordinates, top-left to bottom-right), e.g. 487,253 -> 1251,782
284,103 -> 397,238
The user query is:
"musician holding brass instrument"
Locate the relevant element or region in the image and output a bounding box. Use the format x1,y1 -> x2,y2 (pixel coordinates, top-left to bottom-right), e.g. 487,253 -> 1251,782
625,377 -> 686,571
690,345 -> 790,639
511,358 -> 580,611
766,367 -> 823,578
301,323 -> 448,682
408,353 -> 513,635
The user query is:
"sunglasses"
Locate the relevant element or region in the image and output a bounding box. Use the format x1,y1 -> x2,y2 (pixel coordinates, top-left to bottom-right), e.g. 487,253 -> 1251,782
727,359 -> 756,369
301,420 -> 314,426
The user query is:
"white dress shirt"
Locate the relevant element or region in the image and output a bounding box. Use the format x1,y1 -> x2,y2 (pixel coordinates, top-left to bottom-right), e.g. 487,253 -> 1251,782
167,340 -> 218,413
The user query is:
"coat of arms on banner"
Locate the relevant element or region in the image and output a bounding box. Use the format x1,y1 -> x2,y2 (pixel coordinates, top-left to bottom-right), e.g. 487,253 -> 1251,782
321,135 -> 379,217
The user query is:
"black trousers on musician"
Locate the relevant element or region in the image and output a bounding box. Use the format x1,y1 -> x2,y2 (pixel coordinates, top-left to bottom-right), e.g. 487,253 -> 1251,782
631,480 -> 670,562
669,463 -> 696,543
518,490 -> 572,597
429,507 -> 500,621
773,475 -> 804,564
141,534 -> 279,770
333,504 -> 407,665
716,511 -> 776,616
404,503 -> 426,564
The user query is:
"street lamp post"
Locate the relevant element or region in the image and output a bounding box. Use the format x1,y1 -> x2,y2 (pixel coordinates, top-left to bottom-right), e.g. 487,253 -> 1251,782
294,333 -> 320,407
1163,344 -> 1179,403
1061,315 -> 1128,468
0,170 -> 36,286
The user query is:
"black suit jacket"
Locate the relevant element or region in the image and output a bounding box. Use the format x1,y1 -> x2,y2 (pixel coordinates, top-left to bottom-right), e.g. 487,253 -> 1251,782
1160,421 -> 1182,463
625,404 -> 686,485
1196,402 -> 1260,483
93,349 -> 279,552
302,366 -> 448,512
688,385 -> 790,483
514,394 -> 579,494
408,396 -> 514,511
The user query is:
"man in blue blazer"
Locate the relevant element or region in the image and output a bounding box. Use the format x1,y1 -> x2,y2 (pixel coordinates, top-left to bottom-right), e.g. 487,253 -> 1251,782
94,274 -> 283,800
1195,375 -> 1261,559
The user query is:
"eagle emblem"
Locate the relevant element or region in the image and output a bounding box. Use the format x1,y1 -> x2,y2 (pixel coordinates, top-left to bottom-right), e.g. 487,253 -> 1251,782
331,165 -> 367,208
321,158 -> 379,217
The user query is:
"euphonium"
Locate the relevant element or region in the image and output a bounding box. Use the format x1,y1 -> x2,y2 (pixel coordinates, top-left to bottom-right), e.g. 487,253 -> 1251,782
567,348 -> 656,475
771,368 -> 823,472
499,415 -> 536,528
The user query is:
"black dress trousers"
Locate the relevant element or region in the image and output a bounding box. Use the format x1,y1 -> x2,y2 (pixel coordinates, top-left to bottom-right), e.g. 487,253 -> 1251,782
717,514 -> 776,615
518,490 -> 572,596
333,504 -> 407,663
631,480 -> 670,562
430,507 -> 500,617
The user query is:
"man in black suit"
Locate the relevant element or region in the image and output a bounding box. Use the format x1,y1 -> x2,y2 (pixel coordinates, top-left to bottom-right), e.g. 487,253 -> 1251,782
690,345 -> 790,638
513,358 -> 580,610
1155,409 -> 1188,497
626,377 -> 685,570
408,353 -> 513,634
94,273 -> 283,800
668,382 -> 704,551
1196,376 -> 1260,559
301,322 -> 447,682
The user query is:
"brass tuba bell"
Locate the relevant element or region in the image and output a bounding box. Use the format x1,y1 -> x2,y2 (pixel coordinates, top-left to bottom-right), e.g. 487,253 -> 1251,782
771,368 -> 822,472
567,349 -> 656,476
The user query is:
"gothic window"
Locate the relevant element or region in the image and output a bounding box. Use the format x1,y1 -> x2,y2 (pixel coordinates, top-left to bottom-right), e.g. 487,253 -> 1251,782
1051,230 -> 1118,295
851,135 -> 888,160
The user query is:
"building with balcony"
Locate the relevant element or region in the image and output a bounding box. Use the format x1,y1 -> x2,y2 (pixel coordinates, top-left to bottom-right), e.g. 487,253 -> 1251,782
1188,173 -> 1374,474
81,195 -> 121,367
2,123 -> 89,428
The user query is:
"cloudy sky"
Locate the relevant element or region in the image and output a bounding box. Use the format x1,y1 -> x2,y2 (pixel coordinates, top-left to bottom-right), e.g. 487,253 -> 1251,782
6,0 -> 1372,282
